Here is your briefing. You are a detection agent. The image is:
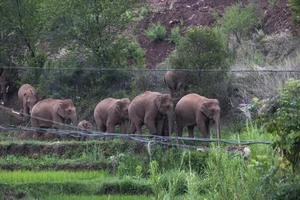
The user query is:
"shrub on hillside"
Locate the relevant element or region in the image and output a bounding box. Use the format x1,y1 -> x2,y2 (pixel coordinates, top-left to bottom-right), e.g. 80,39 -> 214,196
261,78 -> 300,173
216,3 -> 259,44
287,0 -> 300,23
168,26 -> 182,45
145,23 -> 167,41
169,27 -> 230,99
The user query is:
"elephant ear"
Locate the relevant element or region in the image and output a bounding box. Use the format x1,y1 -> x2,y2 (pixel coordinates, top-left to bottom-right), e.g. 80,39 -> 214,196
116,101 -> 124,113
200,101 -> 211,118
57,103 -> 66,117
154,95 -> 163,110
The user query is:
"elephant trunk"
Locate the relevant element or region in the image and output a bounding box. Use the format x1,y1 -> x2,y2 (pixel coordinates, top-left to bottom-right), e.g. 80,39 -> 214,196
167,111 -> 173,135
214,116 -> 221,146
70,114 -> 78,128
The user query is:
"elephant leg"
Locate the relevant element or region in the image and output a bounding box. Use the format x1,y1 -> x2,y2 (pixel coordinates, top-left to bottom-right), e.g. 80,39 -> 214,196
136,122 -> 143,134
131,117 -> 143,134
98,123 -> 106,133
31,119 -> 42,139
106,120 -> 116,133
23,106 -> 30,121
145,116 -> 157,135
187,126 -> 194,138
119,122 -> 126,134
197,119 -> 209,138
176,121 -> 183,137
129,121 -> 137,134
156,119 -> 164,136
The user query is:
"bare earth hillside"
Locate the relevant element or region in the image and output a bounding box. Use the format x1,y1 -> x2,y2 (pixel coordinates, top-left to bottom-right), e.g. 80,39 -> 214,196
139,0 -> 300,68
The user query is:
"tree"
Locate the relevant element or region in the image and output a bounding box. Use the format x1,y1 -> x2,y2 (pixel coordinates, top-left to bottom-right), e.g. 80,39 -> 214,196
216,3 -> 259,44
263,78 -> 300,173
169,27 -> 229,98
287,0 -> 300,23
0,0 -> 45,64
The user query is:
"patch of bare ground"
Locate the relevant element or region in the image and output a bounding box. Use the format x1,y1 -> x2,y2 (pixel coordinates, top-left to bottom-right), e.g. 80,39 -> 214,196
139,0 -> 300,68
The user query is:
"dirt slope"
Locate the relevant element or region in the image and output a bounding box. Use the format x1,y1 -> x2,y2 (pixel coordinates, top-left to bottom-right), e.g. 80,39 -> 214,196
139,0 -> 300,68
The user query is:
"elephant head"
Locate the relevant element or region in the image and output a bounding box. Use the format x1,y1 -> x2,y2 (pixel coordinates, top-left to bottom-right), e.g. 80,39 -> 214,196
116,98 -> 131,120
164,70 -> 188,98
154,94 -> 174,134
56,99 -> 77,127
24,90 -> 41,113
200,99 -> 221,140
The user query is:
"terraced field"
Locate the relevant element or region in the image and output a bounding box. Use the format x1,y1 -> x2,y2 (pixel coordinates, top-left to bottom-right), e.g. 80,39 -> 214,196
0,130 -> 207,199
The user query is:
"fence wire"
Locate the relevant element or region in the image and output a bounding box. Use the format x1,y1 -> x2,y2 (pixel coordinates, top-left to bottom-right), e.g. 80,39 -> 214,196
0,104 -> 272,148
0,66 -> 296,150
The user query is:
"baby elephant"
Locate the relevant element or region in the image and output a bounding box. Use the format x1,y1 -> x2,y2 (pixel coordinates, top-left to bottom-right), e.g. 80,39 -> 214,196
77,120 -> 93,132
94,98 -> 131,133
77,120 -> 93,140
18,84 -> 42,120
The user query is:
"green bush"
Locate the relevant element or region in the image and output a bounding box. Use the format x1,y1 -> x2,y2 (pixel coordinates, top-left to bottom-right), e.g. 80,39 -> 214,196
168,26 -> 182,45
169,27 -> 229,98
145,23 -> 167,41
263,78 -> 300,173
287,0 -> 300,23
216,3 -> 259,44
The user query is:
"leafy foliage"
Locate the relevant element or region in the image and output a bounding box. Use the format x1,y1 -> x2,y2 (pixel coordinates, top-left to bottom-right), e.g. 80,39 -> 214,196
169,27 -> 229,98
145,23 -> 167,41
168,26 -> 182,45
263,78 -> 300,173
287,0 -> 300,23
216,3 -> 259,44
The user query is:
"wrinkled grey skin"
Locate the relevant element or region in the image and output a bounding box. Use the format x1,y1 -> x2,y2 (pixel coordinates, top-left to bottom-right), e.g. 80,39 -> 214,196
18,84 -> 42,120
31,99 -> 77,139
164,70 -> 188,98
94,98 -> 131,133
128,91 -> 174,136
175,93 -> 221,140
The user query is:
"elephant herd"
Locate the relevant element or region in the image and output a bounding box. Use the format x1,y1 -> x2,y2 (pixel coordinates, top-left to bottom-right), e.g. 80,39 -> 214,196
15,71 -> 221,140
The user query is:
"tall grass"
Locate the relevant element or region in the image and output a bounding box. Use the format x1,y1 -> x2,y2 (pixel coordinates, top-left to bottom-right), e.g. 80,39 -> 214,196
202,125 -> 282,199
45,195 -> 153,200
0,170 -> 109,183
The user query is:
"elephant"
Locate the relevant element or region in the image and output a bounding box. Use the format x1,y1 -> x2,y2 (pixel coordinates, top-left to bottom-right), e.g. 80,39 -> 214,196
77,120 -> 93,132
0,73 -> 9,104
77,120 -> 93,140
164,70 -> 188,98
18,84 -> 42,120
94,98 -> 131,133
128,91 -> 173,135
31,98 -> 77,139
175,93 -> 221,140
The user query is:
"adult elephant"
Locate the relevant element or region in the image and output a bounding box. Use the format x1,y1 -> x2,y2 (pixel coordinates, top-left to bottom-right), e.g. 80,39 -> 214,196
175,93 -> 221,140
0,73 -> 9,104
18,84 -> 42,120
94,98 -> 131,133
31,99 -> 77,138
129,91 -> 173,135
164,70 -> 188,97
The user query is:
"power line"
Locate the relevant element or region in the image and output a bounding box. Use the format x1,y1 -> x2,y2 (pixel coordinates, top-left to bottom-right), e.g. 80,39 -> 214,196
2,66 -> 300,73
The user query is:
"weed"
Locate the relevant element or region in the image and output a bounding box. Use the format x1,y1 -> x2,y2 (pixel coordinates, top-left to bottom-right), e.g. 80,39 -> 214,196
168,26 -> 182,45
145,23 -> 167,41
